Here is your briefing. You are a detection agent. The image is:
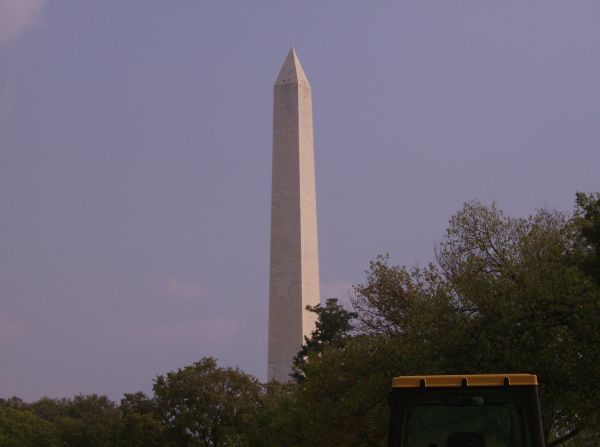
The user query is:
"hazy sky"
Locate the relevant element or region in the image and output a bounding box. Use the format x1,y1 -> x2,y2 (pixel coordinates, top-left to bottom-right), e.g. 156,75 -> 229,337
1,1 -> 598,401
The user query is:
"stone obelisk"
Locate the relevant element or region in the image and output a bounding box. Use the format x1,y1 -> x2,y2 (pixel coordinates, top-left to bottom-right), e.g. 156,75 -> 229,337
268,48 -> 320,382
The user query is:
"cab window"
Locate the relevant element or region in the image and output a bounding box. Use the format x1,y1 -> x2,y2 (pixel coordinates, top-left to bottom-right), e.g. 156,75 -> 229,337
404,394 -> 529,447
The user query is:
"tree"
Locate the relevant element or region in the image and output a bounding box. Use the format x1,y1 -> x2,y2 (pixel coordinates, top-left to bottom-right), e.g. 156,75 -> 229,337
0,397 -> 27,410
350,202 -> 600,446
292,298 -> 357,382
290,335 -> 401,446
0,406 -> 60,447
575,192 -> 600,285
267,297 -> 407,446
120,392 -> 169,447
436,202 -> 600,445
30,397 -> 70,422
248,382 -> 303,447
153,357 -> 263,447
47,395 -> 123,447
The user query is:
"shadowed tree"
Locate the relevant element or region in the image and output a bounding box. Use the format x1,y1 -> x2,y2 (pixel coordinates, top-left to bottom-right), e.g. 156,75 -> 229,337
575,192 -> 600,286
120,392 -> 169,447
292,298 -> 357,382
0,406 -> 60,447
53,395 -> 123,447
153,357 -> 262,447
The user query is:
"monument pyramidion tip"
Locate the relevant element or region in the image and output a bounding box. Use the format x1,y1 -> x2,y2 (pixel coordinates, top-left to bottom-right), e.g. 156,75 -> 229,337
275,47 -> 310,87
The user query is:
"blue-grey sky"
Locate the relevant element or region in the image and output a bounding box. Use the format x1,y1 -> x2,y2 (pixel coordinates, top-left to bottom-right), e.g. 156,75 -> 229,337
1,1 -> 598,401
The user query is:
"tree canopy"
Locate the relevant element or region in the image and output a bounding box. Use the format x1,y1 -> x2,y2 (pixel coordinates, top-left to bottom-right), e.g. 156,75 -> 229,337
575,192 -> 600,286
153,357 -> 263,447
0,406 -> 60,447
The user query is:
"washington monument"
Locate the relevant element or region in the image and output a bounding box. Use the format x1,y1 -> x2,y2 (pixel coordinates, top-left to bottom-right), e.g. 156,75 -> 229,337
268,48 -> 321,382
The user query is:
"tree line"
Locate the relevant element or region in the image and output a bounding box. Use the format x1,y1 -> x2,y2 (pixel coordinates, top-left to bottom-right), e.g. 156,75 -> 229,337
1,193 -> 599,446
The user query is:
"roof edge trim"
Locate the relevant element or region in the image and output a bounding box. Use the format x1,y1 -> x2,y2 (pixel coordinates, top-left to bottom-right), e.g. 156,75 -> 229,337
391,374 -> 538,388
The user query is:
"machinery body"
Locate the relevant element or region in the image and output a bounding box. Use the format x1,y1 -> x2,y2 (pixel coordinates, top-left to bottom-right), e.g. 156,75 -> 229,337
387,374 -> 545,447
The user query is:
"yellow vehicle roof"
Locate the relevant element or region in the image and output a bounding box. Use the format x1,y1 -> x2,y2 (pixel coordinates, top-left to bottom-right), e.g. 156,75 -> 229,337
392,374 -> 538,388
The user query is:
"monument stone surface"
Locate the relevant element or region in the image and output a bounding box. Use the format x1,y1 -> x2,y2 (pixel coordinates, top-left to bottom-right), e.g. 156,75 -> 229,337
268,48 -> 321,382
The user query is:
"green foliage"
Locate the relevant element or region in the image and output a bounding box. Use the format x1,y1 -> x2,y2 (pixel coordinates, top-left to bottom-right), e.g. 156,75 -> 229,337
0,406 -> 60,447
0,396 -> 28,410
268,298 -> 407,446
120,392 -> 168,447
292,298 -> 357,382
153,357 -> 263,447
355,202 -> 599,446
292,336 -> 398,446
249,382 -> 303,447
436,202 -> 600,444
575,192 -> 600,285
30,397 -> 70,422
1,360 -> 262,447
53,395 -> 123,447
